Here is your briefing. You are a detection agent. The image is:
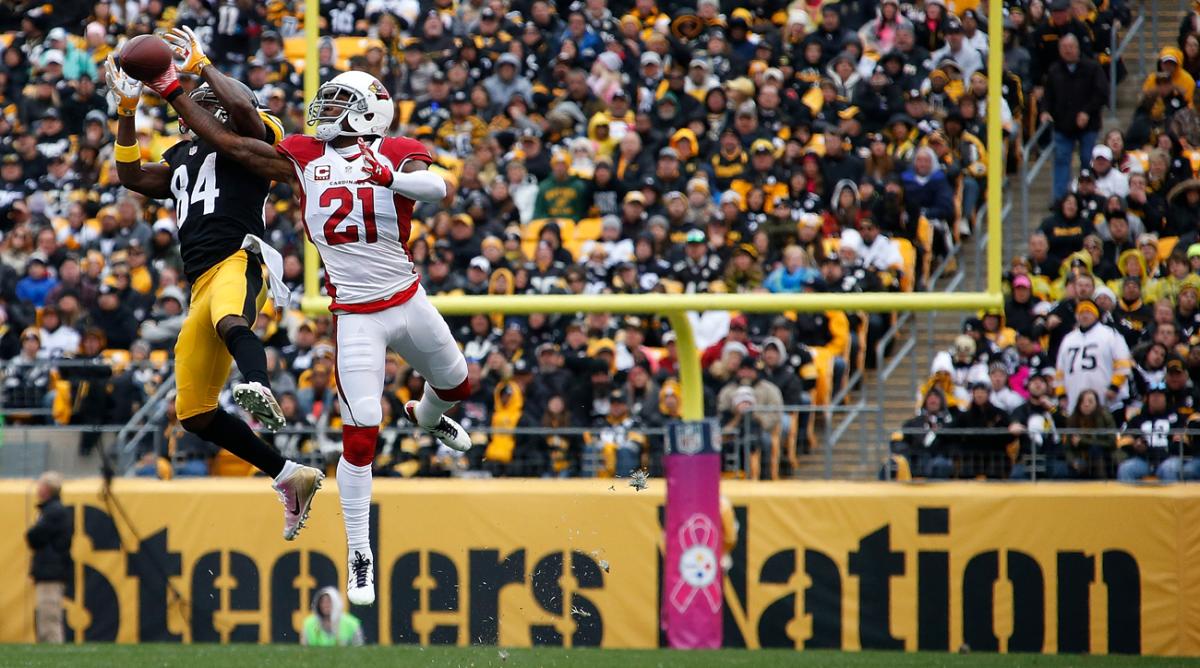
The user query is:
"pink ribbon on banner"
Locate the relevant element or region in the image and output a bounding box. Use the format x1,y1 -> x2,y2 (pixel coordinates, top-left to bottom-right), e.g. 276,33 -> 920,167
663,433 -> 722,649
668,514 -> 722,614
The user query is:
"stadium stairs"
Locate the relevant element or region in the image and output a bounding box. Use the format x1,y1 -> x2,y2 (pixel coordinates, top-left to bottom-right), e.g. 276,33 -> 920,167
796,5 -> 1176,479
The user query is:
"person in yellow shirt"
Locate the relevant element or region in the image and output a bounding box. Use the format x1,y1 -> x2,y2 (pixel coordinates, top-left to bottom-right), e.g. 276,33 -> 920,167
584,388 -> 647,477
436,90 -> 488,156
1143,47 -> 1196,109
484,370 -> 525,472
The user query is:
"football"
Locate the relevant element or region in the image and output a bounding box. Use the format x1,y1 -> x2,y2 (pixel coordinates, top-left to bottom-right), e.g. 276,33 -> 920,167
119,34 -> 172,82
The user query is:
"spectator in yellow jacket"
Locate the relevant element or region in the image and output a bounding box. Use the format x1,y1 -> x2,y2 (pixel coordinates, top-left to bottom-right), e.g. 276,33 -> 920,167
1143,47 -> 1196,109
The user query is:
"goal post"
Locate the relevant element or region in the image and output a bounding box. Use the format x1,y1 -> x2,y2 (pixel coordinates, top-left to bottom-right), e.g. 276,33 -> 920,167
297,0 -> 1008,422
302,0 -> 322,304
300,291 -> 1003,420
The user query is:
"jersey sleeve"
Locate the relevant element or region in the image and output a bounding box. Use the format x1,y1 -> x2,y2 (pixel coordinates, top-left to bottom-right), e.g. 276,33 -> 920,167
160,141 -> 184,170
378,136 -> 433,170
276,134 -> 324,171
259,111 -> 285,146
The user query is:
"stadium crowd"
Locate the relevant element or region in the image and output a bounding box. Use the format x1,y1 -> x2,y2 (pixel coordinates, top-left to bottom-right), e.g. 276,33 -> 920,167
0,0 -> 1142,480
896,8 -> 1200,482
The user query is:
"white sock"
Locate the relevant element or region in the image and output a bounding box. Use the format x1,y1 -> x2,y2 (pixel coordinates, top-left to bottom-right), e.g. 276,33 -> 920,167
273,459 -> 301,485
337,456 -> 372,552
415,382 -> 457,428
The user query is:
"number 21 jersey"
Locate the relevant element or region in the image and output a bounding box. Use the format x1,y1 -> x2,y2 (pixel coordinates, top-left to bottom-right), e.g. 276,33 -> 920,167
276,135 -> 430,313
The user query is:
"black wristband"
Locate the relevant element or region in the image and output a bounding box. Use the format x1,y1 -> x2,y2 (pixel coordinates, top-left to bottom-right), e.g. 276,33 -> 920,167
165,87 -> 183,102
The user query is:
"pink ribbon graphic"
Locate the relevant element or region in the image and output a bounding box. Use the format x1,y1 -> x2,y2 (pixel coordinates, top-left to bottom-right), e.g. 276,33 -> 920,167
669,514 -> 722,614
663,427 -> 721,649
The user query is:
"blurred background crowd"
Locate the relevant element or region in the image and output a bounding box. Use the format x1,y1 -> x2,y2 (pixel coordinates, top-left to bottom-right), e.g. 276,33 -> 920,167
898,5 -> 1200,482
0,0 -> 1163,482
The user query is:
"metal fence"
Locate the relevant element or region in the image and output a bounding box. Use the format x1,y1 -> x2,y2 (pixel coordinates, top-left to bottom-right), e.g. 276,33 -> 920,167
4,418 -> 1195,485
0,422 -> 744,481
1109,12 -> 1147,125
887,425 -> 1200,483
1019,121 -> 1056,243
0,357 -> 172,424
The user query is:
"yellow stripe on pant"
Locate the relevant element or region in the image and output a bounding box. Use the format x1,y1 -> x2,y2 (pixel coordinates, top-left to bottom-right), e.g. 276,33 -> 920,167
174,250 -> 266,420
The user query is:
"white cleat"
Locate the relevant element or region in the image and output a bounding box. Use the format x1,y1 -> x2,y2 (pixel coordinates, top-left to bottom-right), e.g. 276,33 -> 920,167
347,548 -> 376,606
404,400 -> 472,452
273,465 -> 324,540
234,381 -> 286,432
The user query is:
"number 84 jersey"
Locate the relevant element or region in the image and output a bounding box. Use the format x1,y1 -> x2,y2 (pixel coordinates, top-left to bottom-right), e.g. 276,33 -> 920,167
161,113 -> 283,283
277,135 -> 428,313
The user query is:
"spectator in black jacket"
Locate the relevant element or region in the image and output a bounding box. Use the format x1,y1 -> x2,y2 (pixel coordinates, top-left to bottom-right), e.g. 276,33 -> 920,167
947,380 -> 1013,478
760,336 -> 809,456
1031,0 -> 1095,85
1007,373 -> 1069,479
820,130 -> 865,199
26,471 -> 72,644
889,387 -> 954,478
813,7 -> 851,63
1039,192 -> 1095,266
1040,34 -> 1109,200
88,284 -> 138,350
1005,274 -> 1042,337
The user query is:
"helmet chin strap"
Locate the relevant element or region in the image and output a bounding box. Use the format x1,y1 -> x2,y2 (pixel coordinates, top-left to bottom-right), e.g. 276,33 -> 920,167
315,121 -> 374,142
314,123 -> 342,142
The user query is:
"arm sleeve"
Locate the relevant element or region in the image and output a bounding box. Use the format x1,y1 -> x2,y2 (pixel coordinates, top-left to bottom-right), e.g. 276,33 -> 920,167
1110,331 -> 1132,388
1055,341 -> 1068,397
1041,62 -> 1056,107
25,510 -> 61,548
826,311 -> 850,357
533,184 -> 549,219
378,137 -> 445,202
933,179 -> 955,220
1086,64 -> 1109,116
388,169 -> 447,202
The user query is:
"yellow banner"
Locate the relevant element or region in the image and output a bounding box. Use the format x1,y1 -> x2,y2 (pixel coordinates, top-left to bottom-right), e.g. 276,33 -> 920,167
3,479 -> 1199,655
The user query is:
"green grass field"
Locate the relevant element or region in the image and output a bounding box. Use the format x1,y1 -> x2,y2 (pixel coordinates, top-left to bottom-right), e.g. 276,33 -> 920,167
1,645 -> 1196,668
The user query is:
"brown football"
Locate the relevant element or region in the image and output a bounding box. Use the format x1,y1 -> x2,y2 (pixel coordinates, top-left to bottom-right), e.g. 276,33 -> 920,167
119,34 -> 172,82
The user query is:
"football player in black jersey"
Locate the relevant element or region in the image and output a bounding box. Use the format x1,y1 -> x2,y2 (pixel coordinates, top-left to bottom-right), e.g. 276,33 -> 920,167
106,36 -> 322,541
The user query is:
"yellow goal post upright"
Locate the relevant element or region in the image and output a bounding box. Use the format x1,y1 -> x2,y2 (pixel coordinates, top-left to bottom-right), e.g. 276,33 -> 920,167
298,0 -> 1007,422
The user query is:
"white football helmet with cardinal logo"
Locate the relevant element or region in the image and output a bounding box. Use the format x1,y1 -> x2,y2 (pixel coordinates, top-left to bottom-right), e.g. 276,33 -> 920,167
307,70 -> 394,142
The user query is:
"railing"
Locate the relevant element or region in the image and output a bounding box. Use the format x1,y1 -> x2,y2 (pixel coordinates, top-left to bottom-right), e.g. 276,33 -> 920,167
181,422 -> 739,480
8,419 -> 1195,484
824,227 -> 964,472
0,357 -> 172,419
889,425 -> 1200,483
0,356 -> 177,475
1109,13 -> 1147,125
115,371 -> 176,473
1019,121 -> 1056,243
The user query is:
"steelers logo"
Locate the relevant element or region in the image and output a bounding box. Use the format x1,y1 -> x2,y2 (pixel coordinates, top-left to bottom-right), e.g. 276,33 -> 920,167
679,545 -> 718,588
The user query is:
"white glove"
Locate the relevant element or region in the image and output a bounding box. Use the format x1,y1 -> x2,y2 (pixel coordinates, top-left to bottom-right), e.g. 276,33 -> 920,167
105,53 -> 142,116
163,25 -> 212,76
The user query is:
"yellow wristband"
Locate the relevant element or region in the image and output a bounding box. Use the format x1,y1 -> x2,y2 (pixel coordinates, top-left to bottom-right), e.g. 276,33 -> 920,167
114,142 -> 141,163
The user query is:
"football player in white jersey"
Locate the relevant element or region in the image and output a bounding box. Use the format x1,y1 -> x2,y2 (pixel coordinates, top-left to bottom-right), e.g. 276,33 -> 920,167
148,29 -> 474,607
